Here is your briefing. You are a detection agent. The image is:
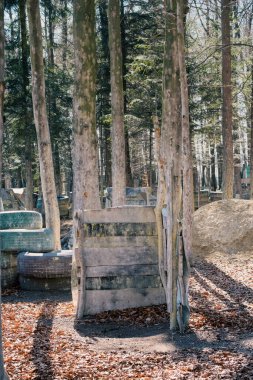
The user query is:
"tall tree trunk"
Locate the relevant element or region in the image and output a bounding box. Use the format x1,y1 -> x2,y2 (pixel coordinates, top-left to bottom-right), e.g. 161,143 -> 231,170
19,0 -> 34,210
108,0 -> 126,206
250,62 -> 253,199
221,0 -> 234,199
120,0 -> 132,186
0,4 -> 9,378
27,0 -> 61,250
72,0 -> 101,320
162,0 -> 182,331
98,0 -> 112,188
177,0 -> 192,330
72,0 -> 100,212
0,0 -> 4,191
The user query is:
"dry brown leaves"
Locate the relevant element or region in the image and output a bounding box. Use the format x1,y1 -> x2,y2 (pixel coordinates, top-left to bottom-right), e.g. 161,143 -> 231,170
1,252 -> 253,379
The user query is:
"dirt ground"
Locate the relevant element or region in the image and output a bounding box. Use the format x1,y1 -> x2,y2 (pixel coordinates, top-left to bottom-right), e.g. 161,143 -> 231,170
2,250 -> 253,379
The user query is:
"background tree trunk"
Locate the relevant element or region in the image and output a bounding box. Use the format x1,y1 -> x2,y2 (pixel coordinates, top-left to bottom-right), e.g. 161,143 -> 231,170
98,0 -> 112,188
0,4 -> 9,377
72,0 -> 100,212
19,0 -> 34,210
120,0 -> 132,187
108,0 -> 126,206
221,0 -> 234,199
250,62 -> 253,199
27,0 -> 61,249
0,0 -> 4,191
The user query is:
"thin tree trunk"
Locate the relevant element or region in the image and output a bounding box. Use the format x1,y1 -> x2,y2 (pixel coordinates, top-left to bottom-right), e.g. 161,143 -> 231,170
0,3 -> 9,378
0,0 -> 4,191
163,0 -> 182,331
27,0 -> 61,250
250,62 -> 253,199
221,0 -> 234,199
120,0 -> 132,186
108,0 -> 126,206
98,0 -> 112,188
154,116 -> 167,291
177,0 -> 192,331
19,0 -> 34,210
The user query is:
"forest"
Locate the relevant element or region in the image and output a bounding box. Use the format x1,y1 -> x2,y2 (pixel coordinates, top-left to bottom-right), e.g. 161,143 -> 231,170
0,0 -> 252,379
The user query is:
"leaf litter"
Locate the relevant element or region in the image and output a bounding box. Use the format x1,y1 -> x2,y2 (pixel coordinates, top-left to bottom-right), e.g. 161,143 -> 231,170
1,251 -> 252,379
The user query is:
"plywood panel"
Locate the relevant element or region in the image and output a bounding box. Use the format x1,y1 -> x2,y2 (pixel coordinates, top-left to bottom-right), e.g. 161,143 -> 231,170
86,264 -> 159,277
80,206 -> 156,224
83,222 -> 157,237
85,275 -> 162,290
84,287 -> 166,315
83,236 -> 157,249
83,246 -> 158,266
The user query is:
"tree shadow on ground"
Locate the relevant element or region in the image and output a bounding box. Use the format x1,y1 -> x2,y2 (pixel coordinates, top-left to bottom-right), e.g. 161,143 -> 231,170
75,258 -> 253,357
30,301 -> 57,380
190,260 -> 253,330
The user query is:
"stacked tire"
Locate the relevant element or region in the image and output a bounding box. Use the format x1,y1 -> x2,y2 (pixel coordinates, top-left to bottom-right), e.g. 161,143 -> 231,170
18,250 -> 73,291
0,210 -> 53,288
0,210 -> 73,291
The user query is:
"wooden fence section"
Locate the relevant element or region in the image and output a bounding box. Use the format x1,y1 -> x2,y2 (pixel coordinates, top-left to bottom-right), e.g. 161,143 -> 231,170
73,206 -> 165,316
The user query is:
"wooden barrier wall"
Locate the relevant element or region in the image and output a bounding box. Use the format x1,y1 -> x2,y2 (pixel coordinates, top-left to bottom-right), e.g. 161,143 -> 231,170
72,206 -> 165,316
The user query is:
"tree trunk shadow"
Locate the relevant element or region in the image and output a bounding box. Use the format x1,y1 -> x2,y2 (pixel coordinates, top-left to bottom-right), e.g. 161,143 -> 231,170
30,301 -> 57,380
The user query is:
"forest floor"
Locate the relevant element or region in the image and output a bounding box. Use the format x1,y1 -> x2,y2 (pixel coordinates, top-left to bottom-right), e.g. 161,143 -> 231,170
2,231 -> 253,379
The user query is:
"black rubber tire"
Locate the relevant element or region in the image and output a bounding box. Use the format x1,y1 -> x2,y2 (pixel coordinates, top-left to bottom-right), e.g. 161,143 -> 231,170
0,211 -> 42,230
0,228 -> 54,252
19,275 -> 71,291
17,250 -> 73,278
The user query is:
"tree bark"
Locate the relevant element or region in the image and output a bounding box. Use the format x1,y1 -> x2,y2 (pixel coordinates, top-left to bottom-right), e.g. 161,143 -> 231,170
27,0 -> 61,249
177,0 -> 193,261
62,0 -> 68,70
0,4 -> 9,378
19,0 -> 34,210
250,62 -> 253,199
108,0 -> 126,206
0,0 -> 4,191
177,0 -> 192,330
221,0 -> 234,199
162,0 -> 182,331
98,0 -> 112,188
72,0 -> 101,212
120,0 -> 132,187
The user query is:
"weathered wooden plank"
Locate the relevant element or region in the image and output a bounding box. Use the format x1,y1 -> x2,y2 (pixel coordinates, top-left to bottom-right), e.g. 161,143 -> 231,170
84,287 -> 166,315
85,264 -> 160,277
80,206 -> 156,224
85,275 -> 162,290
82,246 -> 158,266
83,222 -> 157,237
83,235 -> 157,249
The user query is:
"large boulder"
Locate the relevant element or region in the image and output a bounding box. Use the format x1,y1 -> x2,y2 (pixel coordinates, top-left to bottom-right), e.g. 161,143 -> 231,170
193,199 -> 253,256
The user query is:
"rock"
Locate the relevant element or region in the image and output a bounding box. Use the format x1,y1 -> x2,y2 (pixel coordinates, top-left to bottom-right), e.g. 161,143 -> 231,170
193,199 -> 253,256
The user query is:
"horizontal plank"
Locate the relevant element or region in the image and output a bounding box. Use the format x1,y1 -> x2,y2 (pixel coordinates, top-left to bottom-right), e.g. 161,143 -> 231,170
81,246 -> 158,266
79,206 -> 156,224
85,275 -> 162,290
83,236 -> 157,249
83,222 -> 157,237
83,287 -> 166,315
86,264 -> 160,277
